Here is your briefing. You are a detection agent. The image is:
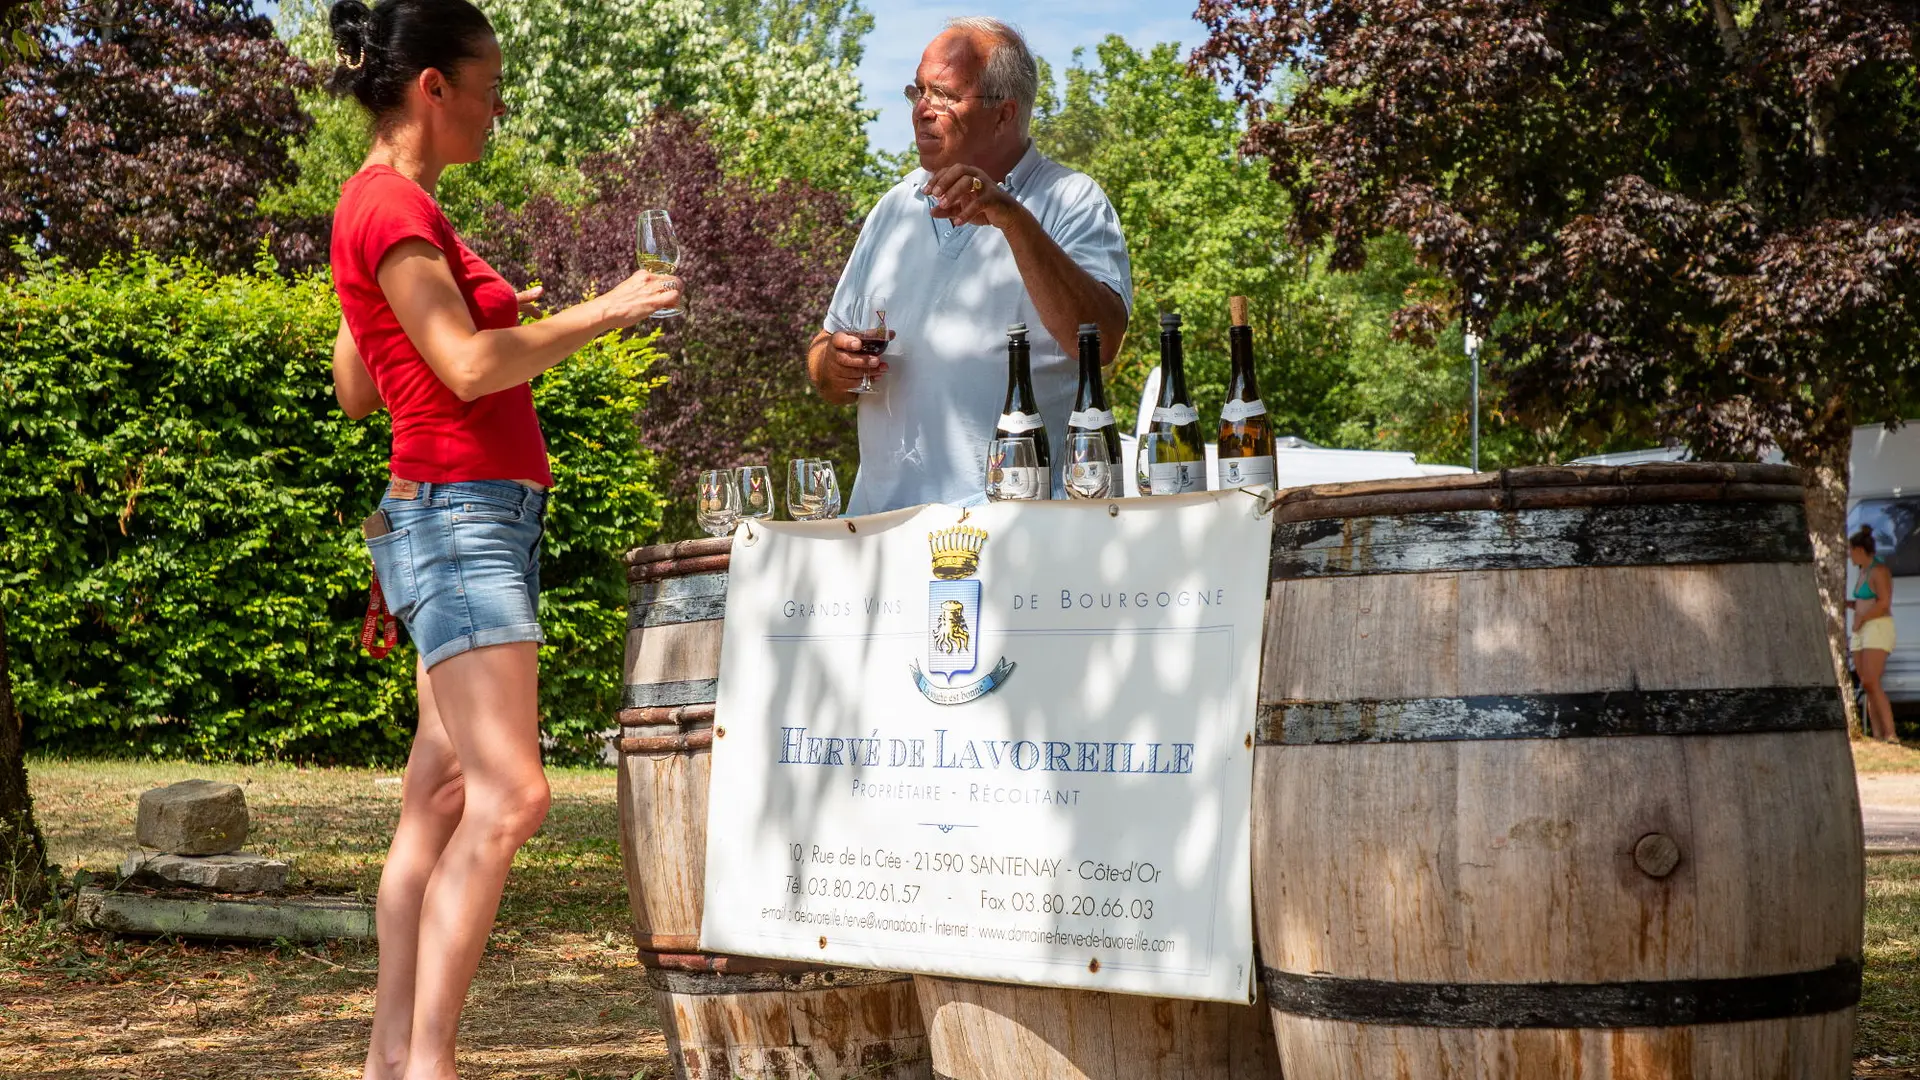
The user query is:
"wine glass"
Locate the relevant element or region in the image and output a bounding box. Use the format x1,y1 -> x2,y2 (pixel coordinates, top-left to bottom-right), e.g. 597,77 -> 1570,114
811,459 -> 843,517
987,437 -> 1042,501
786,459 -> 832,520
737,465 -> 774,522
636,209 -> 682,320
826,294 -> 889,395
696,469 -> 741,536
1065,432 -> 1113,499
1136,432 -> 1168,496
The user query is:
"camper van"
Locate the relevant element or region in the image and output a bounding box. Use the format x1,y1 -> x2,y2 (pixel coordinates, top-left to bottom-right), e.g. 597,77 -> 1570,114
1575,427 -> 1920,710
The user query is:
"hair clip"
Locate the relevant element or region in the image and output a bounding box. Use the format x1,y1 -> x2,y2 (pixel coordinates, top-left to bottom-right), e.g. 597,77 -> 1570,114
336,45 -> 365,70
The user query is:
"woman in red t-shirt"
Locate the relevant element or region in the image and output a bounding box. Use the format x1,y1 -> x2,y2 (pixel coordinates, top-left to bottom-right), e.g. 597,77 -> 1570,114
324,1 -> 680,1077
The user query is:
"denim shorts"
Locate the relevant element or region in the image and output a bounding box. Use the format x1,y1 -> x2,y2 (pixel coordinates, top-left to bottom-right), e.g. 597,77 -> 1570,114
365,480 -> 548,669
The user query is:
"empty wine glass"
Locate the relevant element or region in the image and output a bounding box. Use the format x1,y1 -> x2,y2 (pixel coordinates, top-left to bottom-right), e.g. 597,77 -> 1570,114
987,437 -> 1043,501
811,459 -> 843,517
1065,432 -> 1113,499
1134,432 -> 1154,496
737,465 -> 774,522
826,294 -> 890,395
787,459 -> 836,520
636,209 -> 682,319
696,469 -> 741,536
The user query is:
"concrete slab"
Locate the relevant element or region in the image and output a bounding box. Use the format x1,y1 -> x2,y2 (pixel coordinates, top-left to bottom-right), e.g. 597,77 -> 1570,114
74,888 -> 374,942
120,850 -> 289,893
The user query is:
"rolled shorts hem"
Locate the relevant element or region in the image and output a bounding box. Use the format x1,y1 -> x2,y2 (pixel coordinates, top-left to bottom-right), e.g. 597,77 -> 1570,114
422,623 -> 547,670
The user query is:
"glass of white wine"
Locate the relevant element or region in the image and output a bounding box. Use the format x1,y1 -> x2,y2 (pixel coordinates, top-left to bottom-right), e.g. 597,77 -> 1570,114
695,469 -> 741,536
636,209 -> 682,320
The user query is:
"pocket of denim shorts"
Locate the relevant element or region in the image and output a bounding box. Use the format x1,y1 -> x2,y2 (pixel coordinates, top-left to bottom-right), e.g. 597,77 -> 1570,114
451,497 -> 524,524
365,529 -> 419,619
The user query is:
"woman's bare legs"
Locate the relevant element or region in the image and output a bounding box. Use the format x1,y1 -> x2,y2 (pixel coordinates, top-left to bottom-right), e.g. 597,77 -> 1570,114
1860,647 -> 1898,742
401,642 -> 549,1080
364,659 -> 466,1080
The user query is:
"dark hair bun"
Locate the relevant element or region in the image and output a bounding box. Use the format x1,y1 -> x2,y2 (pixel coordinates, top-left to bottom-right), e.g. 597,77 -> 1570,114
323,0 -> 495,120
327,0 -> 374,96
1852,525 -> 1878,556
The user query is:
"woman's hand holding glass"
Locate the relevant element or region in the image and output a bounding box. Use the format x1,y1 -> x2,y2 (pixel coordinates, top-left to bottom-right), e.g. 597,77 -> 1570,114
594,267 -> 683,327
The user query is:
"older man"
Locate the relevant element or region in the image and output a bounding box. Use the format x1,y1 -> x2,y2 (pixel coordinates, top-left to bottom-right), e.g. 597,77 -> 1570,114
808,17 -> 1132,514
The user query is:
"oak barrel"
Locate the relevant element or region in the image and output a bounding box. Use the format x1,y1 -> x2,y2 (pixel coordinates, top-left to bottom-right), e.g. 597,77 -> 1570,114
1257,464 -> 1864,1078
914,976 -> 1282,1080
619,536 -> 931,1080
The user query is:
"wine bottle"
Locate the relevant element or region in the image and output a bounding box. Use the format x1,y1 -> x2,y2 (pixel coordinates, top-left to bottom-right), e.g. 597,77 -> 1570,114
1217,295 -> 1277,489
994,322 -> 1051,500
1067,322 -> 1122,497
1148,312 -> 1207,494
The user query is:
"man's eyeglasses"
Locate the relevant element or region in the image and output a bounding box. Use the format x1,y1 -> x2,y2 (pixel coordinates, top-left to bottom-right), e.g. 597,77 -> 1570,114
903,83 -> 1003,114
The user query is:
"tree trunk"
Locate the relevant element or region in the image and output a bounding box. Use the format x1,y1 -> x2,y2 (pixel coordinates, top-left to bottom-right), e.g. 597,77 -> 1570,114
1802,432 -> 1859,736
0,605 -> 50,908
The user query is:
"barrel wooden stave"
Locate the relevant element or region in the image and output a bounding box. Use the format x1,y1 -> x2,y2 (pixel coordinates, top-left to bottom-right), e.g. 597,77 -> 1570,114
1258,470 -> 1863,1079
915,976 -> 1282,1080
660,972 -> 929,1080
619,558 -> 931,1080
1273,1011 -> 1855,1079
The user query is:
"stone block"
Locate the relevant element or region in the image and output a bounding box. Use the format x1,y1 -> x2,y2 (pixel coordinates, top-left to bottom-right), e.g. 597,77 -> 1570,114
121,849 -> 289,893
135,779 -> 248,855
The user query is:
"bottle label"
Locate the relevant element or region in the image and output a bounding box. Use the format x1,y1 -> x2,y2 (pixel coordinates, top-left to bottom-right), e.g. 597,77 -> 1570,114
997,411 -> 1046,434
1219,455 -> 1277,489
1148,461 -> 1206,495
1069,408 -> 1116,430
1152,404 -> 1199,426
993,466 -> 1047,501
1221,398 -> 1268,422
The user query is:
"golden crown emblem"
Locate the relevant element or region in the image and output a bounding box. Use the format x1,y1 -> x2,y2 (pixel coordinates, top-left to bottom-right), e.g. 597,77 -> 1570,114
928,525 -> 988,580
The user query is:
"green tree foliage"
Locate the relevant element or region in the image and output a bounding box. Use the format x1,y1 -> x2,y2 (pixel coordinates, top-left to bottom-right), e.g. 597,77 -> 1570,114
0,253 -> 663,762
1198,0 -> 1920,684
268,0 -> 880,262
1032,37 -> 1501,467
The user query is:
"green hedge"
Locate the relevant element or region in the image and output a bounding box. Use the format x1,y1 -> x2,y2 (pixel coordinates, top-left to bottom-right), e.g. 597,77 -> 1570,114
0,252 -> 663,763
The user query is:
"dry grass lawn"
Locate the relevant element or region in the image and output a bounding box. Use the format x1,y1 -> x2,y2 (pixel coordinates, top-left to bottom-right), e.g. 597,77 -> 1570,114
6,743 -> 1920,1078
2,757 -> 668,1080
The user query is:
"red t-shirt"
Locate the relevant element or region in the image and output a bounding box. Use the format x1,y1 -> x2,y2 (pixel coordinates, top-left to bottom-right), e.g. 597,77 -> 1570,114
330,164 -> 552,487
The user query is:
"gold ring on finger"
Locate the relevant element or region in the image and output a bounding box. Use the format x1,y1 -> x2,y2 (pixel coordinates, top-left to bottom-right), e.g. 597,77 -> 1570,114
970,176 -> 983,194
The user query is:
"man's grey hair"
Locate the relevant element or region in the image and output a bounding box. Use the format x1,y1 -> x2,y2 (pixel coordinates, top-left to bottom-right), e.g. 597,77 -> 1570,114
945,16 -> 1038,133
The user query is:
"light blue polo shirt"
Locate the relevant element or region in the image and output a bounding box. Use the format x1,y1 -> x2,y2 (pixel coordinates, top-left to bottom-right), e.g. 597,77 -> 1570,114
825,143 -> 1133,515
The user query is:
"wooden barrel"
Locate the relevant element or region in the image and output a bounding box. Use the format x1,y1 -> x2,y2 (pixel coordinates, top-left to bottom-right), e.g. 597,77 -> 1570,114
1256,464 -> 1864,1078
619,537 -> 931,1080
915,976 -> 1282,1080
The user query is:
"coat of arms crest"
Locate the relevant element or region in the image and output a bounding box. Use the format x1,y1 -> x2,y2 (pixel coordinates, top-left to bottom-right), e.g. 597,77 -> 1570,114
910,524 -> 1015,705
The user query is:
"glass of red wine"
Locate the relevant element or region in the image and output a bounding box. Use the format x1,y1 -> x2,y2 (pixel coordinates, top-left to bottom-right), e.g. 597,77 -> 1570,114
828,293 -> 890,395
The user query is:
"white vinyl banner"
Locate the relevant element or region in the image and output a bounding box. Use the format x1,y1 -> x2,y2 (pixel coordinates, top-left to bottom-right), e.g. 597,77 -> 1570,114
700,493 -> 1270,1003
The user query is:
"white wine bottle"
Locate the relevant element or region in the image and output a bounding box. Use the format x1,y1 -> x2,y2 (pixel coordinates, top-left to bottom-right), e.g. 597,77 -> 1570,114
1068,322 -> 1122,496
1217,295 -> 1276,489
1148,312 -> 1207,494
994,323 -> 1052,499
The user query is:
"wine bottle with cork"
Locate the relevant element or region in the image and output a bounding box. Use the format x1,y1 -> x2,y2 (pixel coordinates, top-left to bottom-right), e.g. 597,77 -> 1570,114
1217,295 -> 1276,489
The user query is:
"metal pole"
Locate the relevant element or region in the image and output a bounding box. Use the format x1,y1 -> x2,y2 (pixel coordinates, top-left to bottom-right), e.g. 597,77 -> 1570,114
1465,330 -> 1482,473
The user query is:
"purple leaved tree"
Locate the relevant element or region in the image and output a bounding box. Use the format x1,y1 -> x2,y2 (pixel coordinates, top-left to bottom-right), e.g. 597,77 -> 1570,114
0,0 -> 314,273
485,114 -> 858,532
